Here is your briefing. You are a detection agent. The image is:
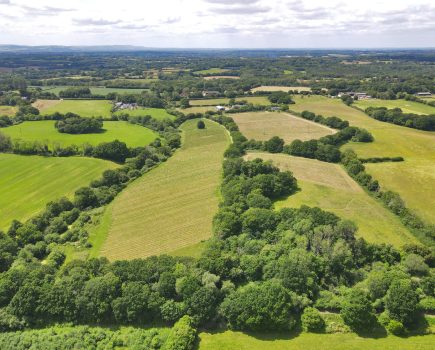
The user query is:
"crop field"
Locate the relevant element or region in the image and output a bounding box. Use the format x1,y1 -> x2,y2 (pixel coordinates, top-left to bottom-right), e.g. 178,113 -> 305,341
354,98 -> 435,115
251,85 -> 312,92
31,86 -> 148,96
232,112 -> 335,143
179,106 -> 216,114
35,99 -> 113,117
203,76 -> 240,80
245,152 -> 416,247
189,96 -> 271,106
290,95 -> 435,223
0,105 -> 17,116
2,120 -> 158,148
98,119 -> 231,260
114,107 -> 175,120
0,153 -> 116,230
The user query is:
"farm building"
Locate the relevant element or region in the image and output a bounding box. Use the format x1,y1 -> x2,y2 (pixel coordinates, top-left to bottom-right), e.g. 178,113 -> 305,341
202,90 -> 220,97
416,92 -> 432,97
216,105 -> 226,111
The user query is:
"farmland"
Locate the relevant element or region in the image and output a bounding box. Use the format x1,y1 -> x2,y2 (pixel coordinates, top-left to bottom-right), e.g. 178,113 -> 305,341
0,153 -> 116,230
189,96 -> 270,106
34,99 -> 113,117
290,95 -> 435,224
194,68 -> 229,75
31,86 -> 149,96
245,152 -> 416,247
354,98 -> 435,115
98,119 -> 230,260
113,107 -> 176,120
232,111 -> 335,143
0,105 -> 16,116
2,120 -> 158,148
203,76 -> 240,80
251,85 -> 311,92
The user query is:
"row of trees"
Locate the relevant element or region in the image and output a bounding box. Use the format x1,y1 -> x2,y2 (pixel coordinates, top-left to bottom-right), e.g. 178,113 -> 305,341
365,107 -> 435,131
55,116 -> 103,134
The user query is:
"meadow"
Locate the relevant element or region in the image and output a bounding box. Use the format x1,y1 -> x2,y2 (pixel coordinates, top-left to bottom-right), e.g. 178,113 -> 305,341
194,68 -> 229,75
34,99 -> 113,117
245,152 -> 416,247
251,85 -> 312,92
203,76 -> 240,80
179,106 -> 216,114
97,119 -> 231,260
232,111 -> 335,143
0,153 -> 116,230
0,105 -> 17,116
2,120 -> 158,148
113,107 -> 176,120
290,95 -> 435,224
31,85 -> 149,96
189,96 -> 270,106
354,98 -> 435,115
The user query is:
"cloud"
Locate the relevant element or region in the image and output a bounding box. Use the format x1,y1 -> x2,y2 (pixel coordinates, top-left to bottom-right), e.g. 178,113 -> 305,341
204,0 -> 258,4
0,0 -> 11,4
73,18 -> 121,26
19,5 -> 75,16
210,5 -> 270,14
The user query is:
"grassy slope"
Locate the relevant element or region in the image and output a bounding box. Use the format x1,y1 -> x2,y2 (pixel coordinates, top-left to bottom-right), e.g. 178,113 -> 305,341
290,95 -> 435,224
355,98 -> 435,115
0,105 -> 17,116
2,120 -> 158,148
245,152 -> 416,247
189,96 -> 271,106
98,119 -> 230,260
114,107 -> 175,120
232,111 -> 335,143
36,99 -> 112,117
0,153 -> 116,230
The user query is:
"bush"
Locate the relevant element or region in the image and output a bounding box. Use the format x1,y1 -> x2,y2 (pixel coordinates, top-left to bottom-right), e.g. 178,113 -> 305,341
341,289 -> 376,331
197,120 -> 205,129
301,307 -> 325,332
55,117 -> 103,134
162,315 -> 197,350
386,320 -> 405,336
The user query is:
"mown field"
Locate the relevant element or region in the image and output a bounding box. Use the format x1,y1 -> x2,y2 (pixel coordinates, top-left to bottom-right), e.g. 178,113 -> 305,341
113,107 -> 175,120
251,85 -> 312,92
189,96 -> 270,106
2,120 -> 158,148
0,153 -> 116,230
354,98 -> 435,115
34,99 -> 113,117
232,112 -> 335,143
179,106 -> 216,114
31,86 -> 149,96
0,105 -> 17,116
290,95 -> 435,224
245,152 -> 416,247
98,119 -> 230,260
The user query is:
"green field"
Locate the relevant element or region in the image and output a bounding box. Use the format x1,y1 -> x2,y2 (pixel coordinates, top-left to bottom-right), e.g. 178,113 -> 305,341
97,119 -> 231,260
355,98 -> 435,115
189,96 -> 270,106
31,86 -> 149,96
114,107 -> 175,120
0,105 -> 17,116
199,331 -> 435,350
251,86 -> 312,93
194,68 -> 230,75
245,152 -> 416,247
2,120 -> 158,148
0,153 -> 116,230
35,99 -> 113,117
290,95 -> 435,224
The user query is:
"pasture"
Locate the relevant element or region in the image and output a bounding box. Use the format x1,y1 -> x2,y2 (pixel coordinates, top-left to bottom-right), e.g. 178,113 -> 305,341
98,119 -> 231,260
232,112 -> 335,143
31,86 -> 148,96
0,153 -> 116,230
354,98 -> 435,115
251,85 -> 312,93
35,99 -> 113,117
290,95 -> 435,224
203,76 -> 240,80
245,152 -> 416,247
114,107 -> 175,120
2,120 -> 158,148
179,106 -> 216,114
0,105 -> 17,116
194,68 -> 229,75
189,96 -> 271,106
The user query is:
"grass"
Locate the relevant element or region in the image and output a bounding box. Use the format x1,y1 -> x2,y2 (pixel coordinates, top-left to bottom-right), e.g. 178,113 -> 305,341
179,106 -> 216,114
2,120 -> 158,148
290,95 -> 435,224
199,331 -> 435,350
189,96 -> 271,106
354,98 -> 435,115
251,86 -> 312,92
30,86 -> 148,96
97,119 -> 231,260
0,105 -> 17,116
34,99 -> 113,117
0,153 -> 116,230
245,152 -> 416,247
232,112 -> 335,143
114,107 -> 175,120
203,76 -> 240,80
194,68 -> 229,75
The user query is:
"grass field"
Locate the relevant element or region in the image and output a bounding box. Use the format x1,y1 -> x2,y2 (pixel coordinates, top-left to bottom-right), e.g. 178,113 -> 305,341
232,112 -> 335,143
251,86 -> 312,92
0,153 -> 116,230
97,119 -> 231,260
203,76 -> 240,80
189,96 -> 271,106
179,106 -> 216,114
0,105 -> 17,116
34,99 -> 113,117
290,95 -> 435,224
354,98 -> 435,115
199,331 -> 435,350
245,152 -> 416,247
194,68 -> 229,75
31,86 -> 149,96
2,120 -> 158,148
114,107 -> 175,120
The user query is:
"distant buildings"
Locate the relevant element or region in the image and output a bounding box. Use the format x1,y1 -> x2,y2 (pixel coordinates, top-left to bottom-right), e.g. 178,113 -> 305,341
416,92 -> 432,97
202,90 -> 220,97
114,102 -> 138,110
338,92 -> 372,99
216,105 -> 226,111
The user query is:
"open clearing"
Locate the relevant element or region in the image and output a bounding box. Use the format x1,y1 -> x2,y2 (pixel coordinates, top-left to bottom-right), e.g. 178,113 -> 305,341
245,152 -> 416,247
98,119 -> 230,260
113,107 -> 175,120
290,95 -> 435,224
0,153 -> 116,230
232,111 -> 335,143
251,86 -> 312,93
355,98 -> 435,115
2,120 -> 158,148
199,331 -> 435,350
0,105 -> 17,116
35,99 -> 113,117
189,96 -> 270,106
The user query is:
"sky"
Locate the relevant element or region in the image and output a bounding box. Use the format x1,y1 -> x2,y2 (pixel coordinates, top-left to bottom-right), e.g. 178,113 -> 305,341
0,0 -> 434,48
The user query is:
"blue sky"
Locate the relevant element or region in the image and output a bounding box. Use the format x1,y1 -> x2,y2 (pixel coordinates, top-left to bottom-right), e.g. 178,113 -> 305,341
0,0 -> 434,48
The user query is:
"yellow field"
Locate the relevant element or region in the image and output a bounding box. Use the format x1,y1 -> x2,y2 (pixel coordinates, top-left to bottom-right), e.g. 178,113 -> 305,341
251,86 -> 312,93
189,96 -> 270,106
245,152 -> 416,247
0,105 -> 17,116
203,76 -> 240,80
290,95 -> 435,224
232,112 -> 335,143
179,106 -> 216,114
98,119 -> 231,260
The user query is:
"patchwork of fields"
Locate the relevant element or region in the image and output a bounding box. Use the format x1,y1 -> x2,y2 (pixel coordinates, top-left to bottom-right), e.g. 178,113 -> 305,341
113,107 -> 175,120
251,85 -> 312,92
232,111 -> 335,143
31,86 -> 149,96
354,98 -> 435,115
98,119 -> 230,260
189,96 -> 270,106
2,120 -> 158,148
290,95 -> 435,224
34,99 -> 113,117
245,152 -> 416,247
0,153 -> 116,230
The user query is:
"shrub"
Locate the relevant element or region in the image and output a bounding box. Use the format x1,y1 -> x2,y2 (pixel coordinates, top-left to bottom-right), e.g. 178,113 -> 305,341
301,307 -> 325,332
341,289 -> 376,331
162,315 -> 197,350
386,320 -> 405,336
197,120 -> 205,129
385,279 -> 419,327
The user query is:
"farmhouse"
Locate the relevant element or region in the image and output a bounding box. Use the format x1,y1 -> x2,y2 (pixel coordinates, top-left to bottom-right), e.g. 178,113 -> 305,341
202,90 -> 220,97
338,92 -> 371,99
270,106 -> 281,111
216,105 -> 226,111
416,92 -> 432,97
115,102 -> 138,110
